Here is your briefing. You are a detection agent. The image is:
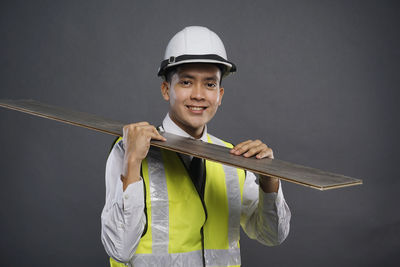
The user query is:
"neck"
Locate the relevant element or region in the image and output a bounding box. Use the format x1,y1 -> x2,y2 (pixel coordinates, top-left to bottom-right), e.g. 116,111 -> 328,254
169,115 -> 204,139
185,127 -> 204,139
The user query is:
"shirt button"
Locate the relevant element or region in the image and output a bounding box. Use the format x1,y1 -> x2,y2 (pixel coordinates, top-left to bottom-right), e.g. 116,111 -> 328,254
124,194 -> 129,200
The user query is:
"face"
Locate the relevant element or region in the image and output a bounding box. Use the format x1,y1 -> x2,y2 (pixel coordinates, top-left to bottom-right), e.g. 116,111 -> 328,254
161,63 -> 224,138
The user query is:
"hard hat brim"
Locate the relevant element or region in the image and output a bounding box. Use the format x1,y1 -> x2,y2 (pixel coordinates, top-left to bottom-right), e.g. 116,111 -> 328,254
158,54 -> 237,77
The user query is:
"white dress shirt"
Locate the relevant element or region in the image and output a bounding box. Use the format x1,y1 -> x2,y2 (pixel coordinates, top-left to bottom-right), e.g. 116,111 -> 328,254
101,113 -> 291,263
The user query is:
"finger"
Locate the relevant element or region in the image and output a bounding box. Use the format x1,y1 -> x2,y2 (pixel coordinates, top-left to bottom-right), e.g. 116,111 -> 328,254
256,148 -> 274,159
135,121 -> 150,126
234,140 -> 263,155
140,125 -> 166,141
148,131 -> 167,141
231,140 -> 252,151
150,127 -> 167,141
233,140 -> 253,149
230,140 -> 253,154
123,122 -> 150,136
233,144 -> 252,155
123,121 -> 149,130
138,125 -> 160,133
243,145 -> 265,157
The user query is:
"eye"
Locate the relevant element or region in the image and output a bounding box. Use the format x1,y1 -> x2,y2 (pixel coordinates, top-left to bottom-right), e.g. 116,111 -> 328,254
179,80 -> 192,86
206,82 -> 217,88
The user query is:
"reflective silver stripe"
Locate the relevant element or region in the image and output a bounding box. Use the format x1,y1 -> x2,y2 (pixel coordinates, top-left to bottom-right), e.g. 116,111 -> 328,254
204,248 -> 241,266
140,141 -> 241,267
146,148 -> 169,254
132,250 -> 203,267
207,135 -> 241,249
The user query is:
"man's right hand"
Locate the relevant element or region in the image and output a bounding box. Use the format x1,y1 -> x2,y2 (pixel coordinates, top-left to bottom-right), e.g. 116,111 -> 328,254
121,122 -> 166,191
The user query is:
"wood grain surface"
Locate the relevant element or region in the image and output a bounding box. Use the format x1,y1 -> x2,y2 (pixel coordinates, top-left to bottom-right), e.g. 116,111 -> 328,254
0,99 -> 363,190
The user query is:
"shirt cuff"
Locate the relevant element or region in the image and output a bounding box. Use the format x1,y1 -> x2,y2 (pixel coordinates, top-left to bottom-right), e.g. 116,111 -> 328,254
113,178 -> 144,212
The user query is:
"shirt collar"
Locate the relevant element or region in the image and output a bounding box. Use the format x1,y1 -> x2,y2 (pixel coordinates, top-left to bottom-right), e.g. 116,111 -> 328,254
161,113 -> 208,142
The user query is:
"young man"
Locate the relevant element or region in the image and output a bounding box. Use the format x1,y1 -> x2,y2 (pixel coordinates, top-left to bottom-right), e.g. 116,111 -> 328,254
101,26 -> 291,267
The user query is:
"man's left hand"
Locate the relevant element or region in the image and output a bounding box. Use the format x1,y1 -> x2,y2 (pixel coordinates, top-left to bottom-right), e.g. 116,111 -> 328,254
230,139 -> 274,159
230,139 -> 279,193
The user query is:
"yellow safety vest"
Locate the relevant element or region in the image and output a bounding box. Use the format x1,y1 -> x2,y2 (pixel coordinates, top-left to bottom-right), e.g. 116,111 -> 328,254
110,134 -> 246,267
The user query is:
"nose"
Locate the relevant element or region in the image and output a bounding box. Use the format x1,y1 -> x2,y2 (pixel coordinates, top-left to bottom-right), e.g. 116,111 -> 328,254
190,83 -> 205,101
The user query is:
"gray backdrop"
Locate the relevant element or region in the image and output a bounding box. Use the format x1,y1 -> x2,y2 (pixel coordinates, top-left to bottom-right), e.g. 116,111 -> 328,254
1,0 -> 399,266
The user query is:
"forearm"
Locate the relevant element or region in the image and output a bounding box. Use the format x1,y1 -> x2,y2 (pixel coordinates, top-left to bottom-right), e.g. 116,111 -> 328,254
101,179 -> 146,262
101,143 -> 146,262
250,185 -> 291,246
122,157 -> 142,191
241,173 -> 291,246
259,175 -> 279,193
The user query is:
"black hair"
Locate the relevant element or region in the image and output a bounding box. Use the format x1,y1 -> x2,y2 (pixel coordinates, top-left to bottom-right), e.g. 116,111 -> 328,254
164,66 -> 178,84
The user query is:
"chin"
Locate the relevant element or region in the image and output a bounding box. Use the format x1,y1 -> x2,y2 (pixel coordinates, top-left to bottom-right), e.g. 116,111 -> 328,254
185,119 -> 207,131
186,121 -> 205,130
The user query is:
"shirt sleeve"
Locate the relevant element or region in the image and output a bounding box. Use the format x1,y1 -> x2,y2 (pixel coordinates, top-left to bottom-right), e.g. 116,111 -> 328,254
240,171 -> 291,246
101,141 -> 146,263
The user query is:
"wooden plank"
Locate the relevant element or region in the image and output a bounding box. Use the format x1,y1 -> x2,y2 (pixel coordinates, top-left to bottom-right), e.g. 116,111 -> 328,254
0,99 -> 362,190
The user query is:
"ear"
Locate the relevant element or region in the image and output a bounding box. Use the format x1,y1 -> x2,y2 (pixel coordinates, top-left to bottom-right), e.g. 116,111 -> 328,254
161,81 -> 170,101
218,87 -> 224,106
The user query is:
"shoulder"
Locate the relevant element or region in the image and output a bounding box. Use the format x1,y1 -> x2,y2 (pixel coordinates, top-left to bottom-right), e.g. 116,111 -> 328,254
109,136 -> 124,155
113,136 -> 123,146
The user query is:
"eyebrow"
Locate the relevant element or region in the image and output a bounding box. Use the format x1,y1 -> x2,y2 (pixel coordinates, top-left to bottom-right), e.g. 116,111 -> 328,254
204,76 -> 219,82
179,74 -> 196,80
178,74 -> 219,82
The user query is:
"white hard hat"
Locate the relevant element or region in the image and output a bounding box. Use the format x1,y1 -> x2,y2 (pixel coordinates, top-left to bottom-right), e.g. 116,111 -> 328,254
158,26 -> 237,78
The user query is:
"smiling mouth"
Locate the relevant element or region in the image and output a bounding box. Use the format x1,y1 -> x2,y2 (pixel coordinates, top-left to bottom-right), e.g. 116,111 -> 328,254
186,105 -> 207,111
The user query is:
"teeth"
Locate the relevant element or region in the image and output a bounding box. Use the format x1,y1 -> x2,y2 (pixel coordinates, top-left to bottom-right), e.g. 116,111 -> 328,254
188,106 -> 204,111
